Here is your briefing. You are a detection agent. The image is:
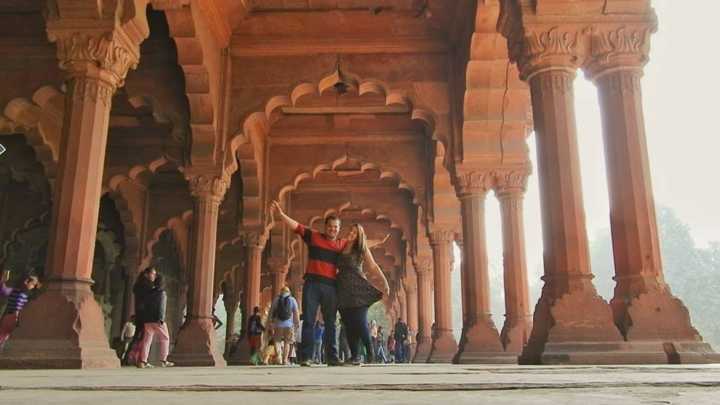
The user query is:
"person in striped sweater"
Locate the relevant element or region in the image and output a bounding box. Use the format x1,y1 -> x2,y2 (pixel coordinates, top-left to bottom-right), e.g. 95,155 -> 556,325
0,271 -> 40,350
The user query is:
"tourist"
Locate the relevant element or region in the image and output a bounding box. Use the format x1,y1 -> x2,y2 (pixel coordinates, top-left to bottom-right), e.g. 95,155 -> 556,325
394,318 -> 409,363
271,200 -> 348,366
136,269 -> 174,368
369,320 -> 379,362
119,315 -> 136,362
387,333 -> 396,362
0,270 -> 40,350
376,326 -> 388,363
247,305 -> 265,365
336,224 -> 390,366
267,286 -> 300,365
312,320 -> 324,363
338,323 -> 351,362
262,338 -> 279,365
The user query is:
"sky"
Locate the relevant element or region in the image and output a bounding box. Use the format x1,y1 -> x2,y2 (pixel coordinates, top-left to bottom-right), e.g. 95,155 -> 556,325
465,0 -> 720,325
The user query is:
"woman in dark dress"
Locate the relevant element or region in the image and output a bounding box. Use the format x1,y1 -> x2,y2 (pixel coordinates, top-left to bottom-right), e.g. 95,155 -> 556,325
337,224 -> 390,365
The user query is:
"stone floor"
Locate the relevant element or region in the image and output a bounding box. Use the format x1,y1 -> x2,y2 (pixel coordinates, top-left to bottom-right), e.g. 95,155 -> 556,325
1,364 -> 719,404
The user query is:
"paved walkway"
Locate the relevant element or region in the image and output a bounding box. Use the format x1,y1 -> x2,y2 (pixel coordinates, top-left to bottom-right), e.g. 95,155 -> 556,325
1,364 -> 720,404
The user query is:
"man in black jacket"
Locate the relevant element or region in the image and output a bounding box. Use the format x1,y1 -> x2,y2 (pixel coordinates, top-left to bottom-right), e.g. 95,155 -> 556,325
135,269 -> 174,368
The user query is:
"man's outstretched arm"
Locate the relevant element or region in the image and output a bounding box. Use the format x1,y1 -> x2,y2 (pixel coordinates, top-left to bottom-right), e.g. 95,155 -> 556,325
271,200 -> 300,230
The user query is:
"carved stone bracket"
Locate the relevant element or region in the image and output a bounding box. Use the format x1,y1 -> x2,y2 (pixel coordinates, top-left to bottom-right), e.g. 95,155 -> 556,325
266,257 -> 290,274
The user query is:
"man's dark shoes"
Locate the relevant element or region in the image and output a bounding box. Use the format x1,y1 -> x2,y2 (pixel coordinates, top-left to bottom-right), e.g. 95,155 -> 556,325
327,358 -> 345,367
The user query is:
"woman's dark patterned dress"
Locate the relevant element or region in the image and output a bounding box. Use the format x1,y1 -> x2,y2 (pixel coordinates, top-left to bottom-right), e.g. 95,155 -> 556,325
336,252 -> 383,309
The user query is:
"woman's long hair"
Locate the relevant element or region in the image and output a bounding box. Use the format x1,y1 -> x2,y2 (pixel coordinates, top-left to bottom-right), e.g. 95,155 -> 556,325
351,223 -> 368,259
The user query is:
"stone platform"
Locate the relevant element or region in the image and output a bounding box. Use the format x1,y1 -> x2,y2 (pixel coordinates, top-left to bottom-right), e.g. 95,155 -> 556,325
1,364 -> 719,404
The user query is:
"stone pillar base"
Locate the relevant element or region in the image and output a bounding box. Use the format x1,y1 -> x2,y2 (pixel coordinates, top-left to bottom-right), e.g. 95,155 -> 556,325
413,337 -> 432,363
454,319 -> 517,364
520,288 -> 624,365
500,319 -> 532,355
170,319 -> 226,367
0,285 -> 119,369
665,342 -> 720,364
427,332 -> 457,363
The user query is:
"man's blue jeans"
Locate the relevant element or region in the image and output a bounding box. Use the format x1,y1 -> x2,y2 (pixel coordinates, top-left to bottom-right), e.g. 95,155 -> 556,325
301,280 -> 338,361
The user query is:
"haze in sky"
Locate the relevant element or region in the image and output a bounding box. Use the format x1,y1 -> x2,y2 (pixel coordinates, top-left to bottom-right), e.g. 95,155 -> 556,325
452,0 -> 720,330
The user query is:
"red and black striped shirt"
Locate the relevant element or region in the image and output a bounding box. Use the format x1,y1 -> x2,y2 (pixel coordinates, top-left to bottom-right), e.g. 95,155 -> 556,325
295,224 -> 348,281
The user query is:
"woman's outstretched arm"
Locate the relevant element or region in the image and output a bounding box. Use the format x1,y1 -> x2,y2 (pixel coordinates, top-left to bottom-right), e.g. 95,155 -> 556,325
363,246 -> 390,296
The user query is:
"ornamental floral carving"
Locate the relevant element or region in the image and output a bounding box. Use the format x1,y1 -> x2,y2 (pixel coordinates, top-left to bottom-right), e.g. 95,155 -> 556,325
586,25 -> 655,79
518,26 -> 584,78
428,229 -> 456,244
455,171 -> 493,197
494,169 -> 530,195
52,32 -> 140,86
188,175 -> 229,200
414,257 -> 433,274
242,231 -> 268,249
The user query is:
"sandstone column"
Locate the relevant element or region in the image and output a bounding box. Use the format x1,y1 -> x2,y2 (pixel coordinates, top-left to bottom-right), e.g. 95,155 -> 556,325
585,26 -> 719,363
171,175 -> 228,367
404,276 -> 419,362
267,258 -> 289,298
495,170 -> 533,356
517,38 -> 623,364
453,171 -> 511,363
228,231 -> 267,364
427,230 -> 458,363
413,256 -> 434,362
0,25 -> 145,368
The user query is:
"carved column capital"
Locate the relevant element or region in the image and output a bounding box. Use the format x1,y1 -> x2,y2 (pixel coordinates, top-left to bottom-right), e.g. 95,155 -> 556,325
584,23 -> 656,81
455,171 -> 493,199
241,231 -> 268,249
515,26 -> 586,80
48,29 -> 141,90
266,257 -> 289,274
428,229 -> 456,245
187,174 -> 229,202
494,169 -> 531,198
414,256 -> 433,275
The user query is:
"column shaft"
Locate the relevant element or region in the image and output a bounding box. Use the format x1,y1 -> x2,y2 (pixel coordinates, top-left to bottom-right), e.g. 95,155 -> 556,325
521,69 -> 623,365
454,178 -> 511,363
593,67 -> 716,362
497,184 -> 532,355
227,232 -> 265,365
0,31 -> 140,368
171,176 -> 227,367
427,231 -> 458,363
413,261 -> 434,362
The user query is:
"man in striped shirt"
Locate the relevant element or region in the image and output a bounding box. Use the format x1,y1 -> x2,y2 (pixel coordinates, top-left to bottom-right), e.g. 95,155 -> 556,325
271,200 -> 348,366
0,271 -> 40,350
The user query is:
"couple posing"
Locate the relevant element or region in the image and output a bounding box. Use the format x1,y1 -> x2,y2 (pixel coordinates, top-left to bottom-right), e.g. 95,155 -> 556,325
271,201 -> 390,366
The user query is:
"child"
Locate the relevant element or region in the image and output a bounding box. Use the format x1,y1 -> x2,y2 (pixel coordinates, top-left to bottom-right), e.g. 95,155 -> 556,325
0,271 -> 40,350
262,338 -> 279,365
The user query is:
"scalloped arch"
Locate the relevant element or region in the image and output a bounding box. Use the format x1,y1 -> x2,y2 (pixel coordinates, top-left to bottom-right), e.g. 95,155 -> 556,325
224,72 -> 446,233
139,210 -> 193,273
1,86 -> 64,181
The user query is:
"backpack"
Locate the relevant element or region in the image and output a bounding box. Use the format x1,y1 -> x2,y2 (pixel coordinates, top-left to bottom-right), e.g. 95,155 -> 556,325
273,295 -> 292,321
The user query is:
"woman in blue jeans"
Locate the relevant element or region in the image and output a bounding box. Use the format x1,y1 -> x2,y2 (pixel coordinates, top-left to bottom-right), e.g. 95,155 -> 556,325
336,224 -> 390,365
